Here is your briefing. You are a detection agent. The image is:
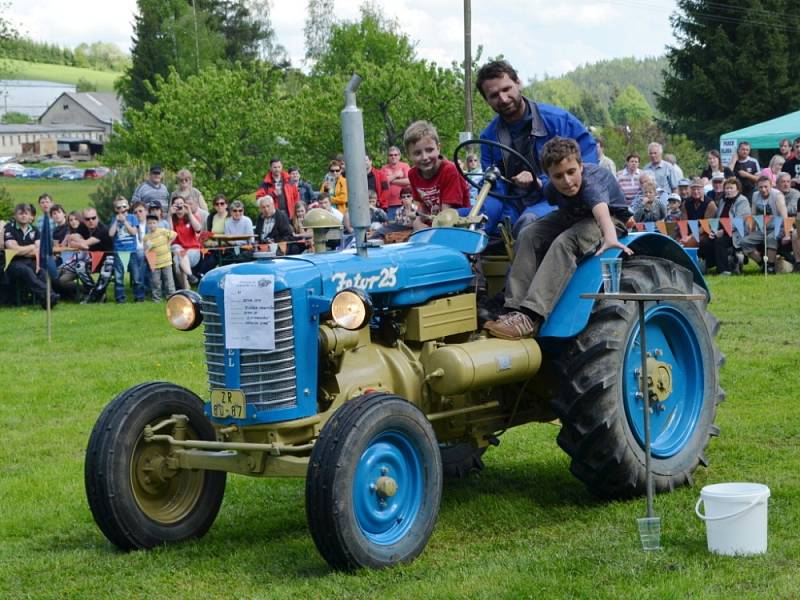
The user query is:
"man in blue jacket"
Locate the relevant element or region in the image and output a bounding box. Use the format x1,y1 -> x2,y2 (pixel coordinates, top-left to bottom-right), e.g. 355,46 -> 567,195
476,60 -> 597,236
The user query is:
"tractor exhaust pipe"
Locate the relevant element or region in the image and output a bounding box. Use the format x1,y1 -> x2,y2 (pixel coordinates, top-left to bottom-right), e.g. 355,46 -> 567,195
341,74 -> 370,257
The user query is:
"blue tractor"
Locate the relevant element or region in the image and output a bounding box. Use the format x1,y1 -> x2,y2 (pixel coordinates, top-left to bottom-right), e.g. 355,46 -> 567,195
84,77 -> 723,571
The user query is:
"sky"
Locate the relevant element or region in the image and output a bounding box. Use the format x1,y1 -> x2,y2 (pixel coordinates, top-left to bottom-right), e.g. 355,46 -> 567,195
7,0 -> 680,82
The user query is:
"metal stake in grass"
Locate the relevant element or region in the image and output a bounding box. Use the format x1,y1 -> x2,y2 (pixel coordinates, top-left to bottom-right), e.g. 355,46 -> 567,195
637,301 -> 661,551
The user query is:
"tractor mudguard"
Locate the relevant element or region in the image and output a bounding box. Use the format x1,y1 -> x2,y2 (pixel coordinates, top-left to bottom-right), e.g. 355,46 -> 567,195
539,232 -> 709,339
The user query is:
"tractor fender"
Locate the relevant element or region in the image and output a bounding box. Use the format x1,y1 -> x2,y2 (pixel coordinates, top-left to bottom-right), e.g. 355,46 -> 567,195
539,232 -> 709,339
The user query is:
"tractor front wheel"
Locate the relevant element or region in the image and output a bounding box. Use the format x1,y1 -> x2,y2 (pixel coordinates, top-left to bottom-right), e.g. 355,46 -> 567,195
306,392 -> 442,571
85,382 -> 226,550
552,257 -> 724,499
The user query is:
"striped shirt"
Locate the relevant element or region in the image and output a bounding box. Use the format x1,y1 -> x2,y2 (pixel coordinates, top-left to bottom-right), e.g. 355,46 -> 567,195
616,168 -> 642,204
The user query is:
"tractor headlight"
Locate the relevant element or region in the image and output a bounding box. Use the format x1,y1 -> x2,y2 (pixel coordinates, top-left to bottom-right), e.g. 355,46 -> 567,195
330,288 -> 372,330
166,290 -> 204,331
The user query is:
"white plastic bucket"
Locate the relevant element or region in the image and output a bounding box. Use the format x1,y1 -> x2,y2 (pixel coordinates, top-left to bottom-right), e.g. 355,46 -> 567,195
695,482 -> 770,556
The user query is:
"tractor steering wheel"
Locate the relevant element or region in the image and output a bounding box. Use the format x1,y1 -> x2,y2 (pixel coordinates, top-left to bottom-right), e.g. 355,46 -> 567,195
453,138 -> 540,201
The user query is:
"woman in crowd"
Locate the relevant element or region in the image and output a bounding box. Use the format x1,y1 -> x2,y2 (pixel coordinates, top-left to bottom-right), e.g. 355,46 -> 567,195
701,177 -> 751,275
223,200 -> 254,245
170,195 -> 203,288
172,169 -> 208,212
700,150 -> 733,184
616,153 -> 642,204
321,159 -> 347,212
760,154 -> 785,186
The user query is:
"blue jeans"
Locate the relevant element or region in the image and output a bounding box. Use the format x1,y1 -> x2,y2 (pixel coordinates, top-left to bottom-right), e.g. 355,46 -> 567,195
113,252 -> 145,302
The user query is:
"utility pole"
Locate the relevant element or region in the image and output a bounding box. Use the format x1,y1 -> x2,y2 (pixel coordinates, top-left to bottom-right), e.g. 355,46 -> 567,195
463,0 -> 473,139
191,0 -> 201,73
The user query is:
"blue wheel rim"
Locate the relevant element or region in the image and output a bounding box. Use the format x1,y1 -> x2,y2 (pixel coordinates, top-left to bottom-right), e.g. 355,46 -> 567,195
622,305 -> 705,458
352,429 -> 424,545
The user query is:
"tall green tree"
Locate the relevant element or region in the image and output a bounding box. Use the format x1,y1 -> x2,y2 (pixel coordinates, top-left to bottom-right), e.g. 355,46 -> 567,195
291,2 -> 470,180
658,0 -> 800,147
304,0 -> 336,63
117,0 -> 272,110
107,65 -> 283,199
610,85 -> 653,125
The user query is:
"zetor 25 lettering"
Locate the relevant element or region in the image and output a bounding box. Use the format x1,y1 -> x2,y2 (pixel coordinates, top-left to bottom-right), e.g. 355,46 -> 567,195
331,266 -> 398,292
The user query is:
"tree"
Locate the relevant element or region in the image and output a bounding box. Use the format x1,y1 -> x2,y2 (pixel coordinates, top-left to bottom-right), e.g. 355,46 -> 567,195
609,85 -> 653,125
304,0 -> 336,63
0,3 -> 19,77
292,2 -> 468,181
117,0 -> 272,110
658,0 -> 800,147
107,65 -> 283,200
76,78 -> 98,93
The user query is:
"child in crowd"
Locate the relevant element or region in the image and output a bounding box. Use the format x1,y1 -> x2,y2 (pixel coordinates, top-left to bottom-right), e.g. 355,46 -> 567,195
394,187 -> 417,227
368,190 -> 388,230
404,120 -> 470,228
484,136 -> 632,339
143,213 -> 177,301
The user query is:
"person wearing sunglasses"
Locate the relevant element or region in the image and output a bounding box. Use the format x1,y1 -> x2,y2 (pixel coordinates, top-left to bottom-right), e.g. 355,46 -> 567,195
108,195 -> 145,303
132,164 -> 170,213
223,200 -> 255,245
321,159 -> 348,211
69,207 -> 112,252
171,168 -> 208,212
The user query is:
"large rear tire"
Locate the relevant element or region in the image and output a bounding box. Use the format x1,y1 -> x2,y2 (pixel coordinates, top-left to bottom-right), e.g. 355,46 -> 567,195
85,382 -> 226,550
306,392 -> 442,571
552,257 -> 724,499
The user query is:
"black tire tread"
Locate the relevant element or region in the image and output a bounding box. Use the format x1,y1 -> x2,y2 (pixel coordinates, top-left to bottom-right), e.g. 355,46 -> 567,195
551,256 -> 724,499
84,382 -> 226,550
305,392 -> 442,571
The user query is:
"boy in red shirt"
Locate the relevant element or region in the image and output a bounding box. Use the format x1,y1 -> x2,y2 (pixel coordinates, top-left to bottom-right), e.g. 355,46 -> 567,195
404,120 -> 470,228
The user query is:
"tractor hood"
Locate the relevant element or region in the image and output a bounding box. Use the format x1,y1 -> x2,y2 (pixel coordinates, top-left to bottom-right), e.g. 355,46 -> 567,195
199,240 -> 474,307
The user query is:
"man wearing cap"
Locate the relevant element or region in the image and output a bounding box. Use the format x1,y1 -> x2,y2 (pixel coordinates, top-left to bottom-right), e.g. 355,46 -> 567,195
677,178 -> 691,203
684,177 -> 717,222
706,172 -> 726,204
665,193 -> 683,223
643,142 -> 679,194
132,165 -> 170,212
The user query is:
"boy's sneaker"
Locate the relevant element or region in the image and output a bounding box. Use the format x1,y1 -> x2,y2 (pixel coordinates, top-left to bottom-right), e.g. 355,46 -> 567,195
484,311 -> 539,340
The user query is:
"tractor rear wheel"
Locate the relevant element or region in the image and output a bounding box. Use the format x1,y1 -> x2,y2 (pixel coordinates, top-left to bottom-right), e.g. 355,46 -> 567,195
85,382 -> 226,550
306,392 -> 442,571
440,442 -> 487,479
551,257 -> 724,499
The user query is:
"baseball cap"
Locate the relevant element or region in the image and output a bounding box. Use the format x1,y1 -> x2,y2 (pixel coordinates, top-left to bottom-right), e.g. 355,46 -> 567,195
147,200 -> 162,210
149,164 -> 162,174
689,177 -> 704,188
146,213 -> 158,221
668,193 -> 681,203
678,178 -> 691,187
711,171 -> 725,181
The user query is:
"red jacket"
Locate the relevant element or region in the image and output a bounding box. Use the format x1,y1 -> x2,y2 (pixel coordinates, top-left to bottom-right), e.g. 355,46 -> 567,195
256,170 -> 299,219
368,166 -> 386,209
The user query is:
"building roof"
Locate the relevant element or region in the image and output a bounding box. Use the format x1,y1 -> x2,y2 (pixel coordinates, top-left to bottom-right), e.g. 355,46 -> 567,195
40,92 -> 123,125
0,123 -> 106,134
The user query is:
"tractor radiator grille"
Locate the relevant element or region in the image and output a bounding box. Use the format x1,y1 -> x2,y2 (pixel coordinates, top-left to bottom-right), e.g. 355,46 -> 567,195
202,289 -> 297,412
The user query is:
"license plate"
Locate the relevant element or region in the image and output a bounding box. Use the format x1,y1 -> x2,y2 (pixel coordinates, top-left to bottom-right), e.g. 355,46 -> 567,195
210,389 -> 246,419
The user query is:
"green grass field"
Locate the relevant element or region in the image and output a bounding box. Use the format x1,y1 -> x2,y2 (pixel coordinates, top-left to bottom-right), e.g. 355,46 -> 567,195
2,178 -> 100,214
0,273 -> 798,599
3,59 -> 119,92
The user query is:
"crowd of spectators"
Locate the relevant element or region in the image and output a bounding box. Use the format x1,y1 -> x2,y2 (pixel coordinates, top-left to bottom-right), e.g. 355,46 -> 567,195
614,138 -> 800,275
0,140 -> 450,307
3,132 -> 799,309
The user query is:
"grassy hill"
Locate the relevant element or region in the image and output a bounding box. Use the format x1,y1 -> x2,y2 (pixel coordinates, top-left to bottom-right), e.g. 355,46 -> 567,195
2,59 -> 119,92
527,55 -> 666,112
